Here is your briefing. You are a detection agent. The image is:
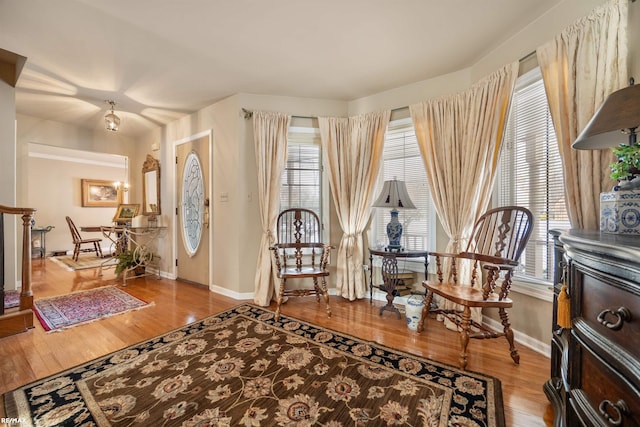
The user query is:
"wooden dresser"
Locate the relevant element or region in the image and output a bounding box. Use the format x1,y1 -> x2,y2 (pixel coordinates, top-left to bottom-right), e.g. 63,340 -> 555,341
545,230 -> 640,426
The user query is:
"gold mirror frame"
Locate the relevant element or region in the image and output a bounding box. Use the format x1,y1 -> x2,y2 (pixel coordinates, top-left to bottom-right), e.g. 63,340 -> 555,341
142,154 -> 161,215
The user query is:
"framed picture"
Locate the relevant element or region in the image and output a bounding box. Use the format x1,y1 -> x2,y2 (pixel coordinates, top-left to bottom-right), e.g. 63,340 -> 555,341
81,179 -> 122,207
113,204 -> 140,223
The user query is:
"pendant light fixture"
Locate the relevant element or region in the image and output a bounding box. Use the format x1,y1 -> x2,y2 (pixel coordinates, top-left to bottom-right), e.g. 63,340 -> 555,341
114,156 -> 129,192
104,100 -> 120,132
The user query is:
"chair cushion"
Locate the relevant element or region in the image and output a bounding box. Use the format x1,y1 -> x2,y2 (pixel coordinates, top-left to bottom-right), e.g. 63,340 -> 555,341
424,281 -> 512,308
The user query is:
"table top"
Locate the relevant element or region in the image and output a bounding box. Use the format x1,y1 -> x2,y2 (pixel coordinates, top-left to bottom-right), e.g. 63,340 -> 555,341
32,226 -> 54,232
368,248 -> 429,257
81,225 -> 166,232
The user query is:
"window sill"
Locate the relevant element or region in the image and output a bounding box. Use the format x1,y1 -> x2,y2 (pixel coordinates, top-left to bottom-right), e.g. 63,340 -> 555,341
510,276 -> 554,302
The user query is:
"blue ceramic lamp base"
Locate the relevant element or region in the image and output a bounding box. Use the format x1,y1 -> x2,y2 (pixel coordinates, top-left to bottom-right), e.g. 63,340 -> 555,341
386,209 -> 404,252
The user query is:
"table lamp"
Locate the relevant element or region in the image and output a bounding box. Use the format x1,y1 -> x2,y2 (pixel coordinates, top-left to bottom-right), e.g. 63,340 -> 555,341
372,179 -> 416,251
573,78 -> 640,234
573,78 -> 640,190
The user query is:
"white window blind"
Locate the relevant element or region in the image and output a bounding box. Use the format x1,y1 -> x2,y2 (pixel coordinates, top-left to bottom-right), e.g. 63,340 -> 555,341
374,123 -> 434,252
497,68 -> 570,282
280,134 -> 322,218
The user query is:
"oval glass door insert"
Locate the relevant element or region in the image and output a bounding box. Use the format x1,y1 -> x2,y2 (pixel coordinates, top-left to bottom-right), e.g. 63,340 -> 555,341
181,151 -> 204,256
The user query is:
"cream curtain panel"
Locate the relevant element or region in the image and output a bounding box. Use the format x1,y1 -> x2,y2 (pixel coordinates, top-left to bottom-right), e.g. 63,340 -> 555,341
319,111 -> 390,301
537,0 -> 628,229
410,62 -> 518,322
253,111 -> 291,306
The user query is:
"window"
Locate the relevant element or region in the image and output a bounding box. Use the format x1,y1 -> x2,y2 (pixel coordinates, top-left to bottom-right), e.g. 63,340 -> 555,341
496,68 -> 570,283
373,119 -> 435,257
280,142 -> 321,214
279,127 -> 328,239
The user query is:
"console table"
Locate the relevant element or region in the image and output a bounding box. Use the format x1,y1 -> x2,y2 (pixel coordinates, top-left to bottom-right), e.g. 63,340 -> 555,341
368,248 -> 428,318
31,225 -> 54,258
545,230 -> 640,426
82,225 -> 166,284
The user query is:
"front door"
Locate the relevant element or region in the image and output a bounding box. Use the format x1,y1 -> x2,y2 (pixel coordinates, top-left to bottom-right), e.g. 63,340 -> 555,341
175,132 -> 211,286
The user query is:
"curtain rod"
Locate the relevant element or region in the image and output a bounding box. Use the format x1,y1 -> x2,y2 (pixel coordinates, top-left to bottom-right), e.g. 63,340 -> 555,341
243,51 -> 538,121
242,108 -> 315,120
519,50 -> 536,62
242,106 -> 408,120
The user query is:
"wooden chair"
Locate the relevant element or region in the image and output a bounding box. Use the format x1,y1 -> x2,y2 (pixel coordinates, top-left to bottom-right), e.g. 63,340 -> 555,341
270,208 -> 334,321
65,216 -> 103,261
417,206 -> 534,370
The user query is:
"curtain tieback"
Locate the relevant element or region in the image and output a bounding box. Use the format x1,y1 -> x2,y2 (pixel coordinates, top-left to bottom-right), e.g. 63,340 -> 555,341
264,229 -> 275,245
344,233 -> 357,257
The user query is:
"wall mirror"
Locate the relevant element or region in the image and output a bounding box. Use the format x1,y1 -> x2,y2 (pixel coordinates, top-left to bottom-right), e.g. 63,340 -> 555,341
142,154 -> 161,215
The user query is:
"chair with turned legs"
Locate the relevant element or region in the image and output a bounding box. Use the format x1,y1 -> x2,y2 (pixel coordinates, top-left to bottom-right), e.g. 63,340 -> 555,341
417,206 -> 533,370
270,208 -> 334,322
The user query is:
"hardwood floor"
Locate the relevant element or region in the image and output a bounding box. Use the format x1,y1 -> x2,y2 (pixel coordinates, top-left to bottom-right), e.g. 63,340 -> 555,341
1,258 -> 554,426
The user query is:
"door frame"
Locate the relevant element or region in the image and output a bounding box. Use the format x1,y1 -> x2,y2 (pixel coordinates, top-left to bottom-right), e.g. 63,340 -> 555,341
171,129 -> 213,287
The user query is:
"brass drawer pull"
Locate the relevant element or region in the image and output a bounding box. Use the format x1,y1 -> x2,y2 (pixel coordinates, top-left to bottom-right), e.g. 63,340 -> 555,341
597,307 -> 631,331
598,399 -> 629,426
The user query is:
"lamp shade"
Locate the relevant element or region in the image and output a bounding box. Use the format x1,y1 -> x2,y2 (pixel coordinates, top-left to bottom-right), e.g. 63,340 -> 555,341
573,83 -> 640,150
372,179 -> 416,209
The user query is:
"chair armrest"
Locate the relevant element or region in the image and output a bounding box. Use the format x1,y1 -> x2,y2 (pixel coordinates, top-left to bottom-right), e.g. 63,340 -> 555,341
428,251 -> 458,259
317,244 -> 334,268
458,252 -> 518,267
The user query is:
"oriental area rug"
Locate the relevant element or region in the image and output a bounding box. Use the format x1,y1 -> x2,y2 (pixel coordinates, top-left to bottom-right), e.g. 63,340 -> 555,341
3,289 -> 20,309
50,254 -> 117,271
3,304 -> 504,426
33,286 -> 153,332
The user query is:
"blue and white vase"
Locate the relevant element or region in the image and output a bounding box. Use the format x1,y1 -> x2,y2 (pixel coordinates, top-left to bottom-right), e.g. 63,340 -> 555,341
406,294 -> 425,331
387,209 -> 402,250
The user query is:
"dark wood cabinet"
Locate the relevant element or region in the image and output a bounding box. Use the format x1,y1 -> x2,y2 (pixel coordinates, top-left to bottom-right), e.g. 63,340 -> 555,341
545,230 -> 640,426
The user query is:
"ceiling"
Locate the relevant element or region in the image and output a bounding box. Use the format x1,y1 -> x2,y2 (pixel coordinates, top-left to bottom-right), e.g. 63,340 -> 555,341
1,0 -> 564,138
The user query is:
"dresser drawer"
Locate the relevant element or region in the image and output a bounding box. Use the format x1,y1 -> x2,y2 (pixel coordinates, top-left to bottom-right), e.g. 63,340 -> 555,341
575,265 -> 640,361
571,338 -> 640,426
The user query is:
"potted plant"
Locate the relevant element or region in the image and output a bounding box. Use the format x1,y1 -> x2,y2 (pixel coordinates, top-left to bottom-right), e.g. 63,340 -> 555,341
609,143 -> 640,190
114,250 -> 146,277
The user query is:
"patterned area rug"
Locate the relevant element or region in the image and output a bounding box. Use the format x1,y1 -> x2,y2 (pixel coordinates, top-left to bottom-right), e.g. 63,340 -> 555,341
3,290 -> 20,309
50,254 -> 117,271
33,286 -> 153,332
4,304 -> 504,426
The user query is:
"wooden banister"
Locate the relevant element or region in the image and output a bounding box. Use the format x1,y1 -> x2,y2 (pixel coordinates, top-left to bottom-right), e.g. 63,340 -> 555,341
0,204 -> 36,338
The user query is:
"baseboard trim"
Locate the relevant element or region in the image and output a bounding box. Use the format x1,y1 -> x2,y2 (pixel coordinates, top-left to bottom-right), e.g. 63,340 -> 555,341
371,290 -> 551,358
483,315 -> 551,358
209,283 -> 254,300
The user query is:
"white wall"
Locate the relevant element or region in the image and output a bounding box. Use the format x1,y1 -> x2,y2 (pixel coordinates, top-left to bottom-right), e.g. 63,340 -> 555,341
26,151 -> 126,255
1,58 -> 19,290
150,93 -> 347,298
17,115 -> 138,256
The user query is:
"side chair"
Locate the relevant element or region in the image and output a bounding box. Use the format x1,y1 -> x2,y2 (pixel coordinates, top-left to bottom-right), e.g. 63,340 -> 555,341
417,206 -> 534,370
270,208 -> 334,322
65,216 -> 103,261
